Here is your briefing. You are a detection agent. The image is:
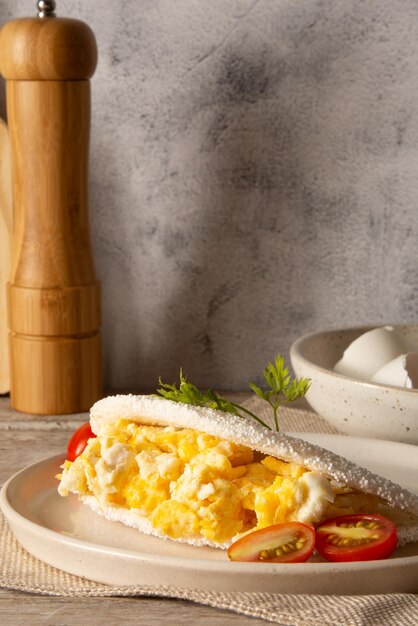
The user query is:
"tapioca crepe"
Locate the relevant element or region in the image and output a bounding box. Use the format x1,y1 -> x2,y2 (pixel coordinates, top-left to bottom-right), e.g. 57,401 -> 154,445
58,395 -> 418,549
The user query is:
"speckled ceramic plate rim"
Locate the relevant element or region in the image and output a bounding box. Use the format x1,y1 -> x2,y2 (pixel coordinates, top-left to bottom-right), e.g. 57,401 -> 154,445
290,324 -> 418,393
1,434 -> 418,594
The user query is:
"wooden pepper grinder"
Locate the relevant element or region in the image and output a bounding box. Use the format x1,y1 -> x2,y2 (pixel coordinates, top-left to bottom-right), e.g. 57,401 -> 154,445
0,0 -> 102,414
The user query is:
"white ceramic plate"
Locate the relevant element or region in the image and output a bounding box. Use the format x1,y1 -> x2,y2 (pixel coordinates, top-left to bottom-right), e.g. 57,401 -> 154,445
1,434 -> 418,595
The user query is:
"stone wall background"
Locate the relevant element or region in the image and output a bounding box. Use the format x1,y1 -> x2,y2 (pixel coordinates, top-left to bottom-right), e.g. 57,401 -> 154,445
1,0 -> 418,390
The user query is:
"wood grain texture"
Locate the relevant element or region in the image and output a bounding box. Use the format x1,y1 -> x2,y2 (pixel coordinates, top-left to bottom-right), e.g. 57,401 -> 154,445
8,332 -> 102,415
1,22 -> 102,414
0,120 -> 12,394
0,427 -> 67,485
0,395 -> 88,425
0,591 -> 269,626
0,18 -> 97,80
7,80 -> 96,289
8,283 -> 101,336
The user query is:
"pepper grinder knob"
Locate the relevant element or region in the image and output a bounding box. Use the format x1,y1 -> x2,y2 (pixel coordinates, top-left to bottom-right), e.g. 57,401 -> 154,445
37,0 -> 56,18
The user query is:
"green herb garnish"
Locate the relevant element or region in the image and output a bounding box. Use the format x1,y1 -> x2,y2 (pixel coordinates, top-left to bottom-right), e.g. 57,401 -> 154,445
155,354 -> 311,432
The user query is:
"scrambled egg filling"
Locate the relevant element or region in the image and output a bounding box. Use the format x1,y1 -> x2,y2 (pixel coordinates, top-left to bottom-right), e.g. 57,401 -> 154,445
58,420 -> 375,544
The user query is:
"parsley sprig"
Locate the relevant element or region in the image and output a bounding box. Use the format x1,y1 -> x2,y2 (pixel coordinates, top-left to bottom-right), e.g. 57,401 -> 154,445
155,354 -> 311,432
248,354 -> 311,431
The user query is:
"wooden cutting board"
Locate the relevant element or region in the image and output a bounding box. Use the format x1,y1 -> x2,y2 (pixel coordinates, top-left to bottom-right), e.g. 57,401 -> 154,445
0,118 -> 12,394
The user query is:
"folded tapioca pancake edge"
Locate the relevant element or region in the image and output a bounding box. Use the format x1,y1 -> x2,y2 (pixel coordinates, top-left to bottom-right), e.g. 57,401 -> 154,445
90,394 -> 418,518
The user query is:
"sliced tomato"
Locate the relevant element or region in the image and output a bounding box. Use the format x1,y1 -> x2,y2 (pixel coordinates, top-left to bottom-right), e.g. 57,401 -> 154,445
67,422 -> 96,462
315,514 -> 398,562
227,522 -> 316,563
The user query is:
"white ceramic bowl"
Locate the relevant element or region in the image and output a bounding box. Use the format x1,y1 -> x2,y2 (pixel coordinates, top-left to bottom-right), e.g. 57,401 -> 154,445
290,325 -> 418,444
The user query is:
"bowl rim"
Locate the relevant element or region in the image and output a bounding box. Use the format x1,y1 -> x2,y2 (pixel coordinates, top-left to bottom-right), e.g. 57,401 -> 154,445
290,324 -> 418,395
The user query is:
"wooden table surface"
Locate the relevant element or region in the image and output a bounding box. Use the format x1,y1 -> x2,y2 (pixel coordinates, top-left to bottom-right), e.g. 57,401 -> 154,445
0,393 -> 271,626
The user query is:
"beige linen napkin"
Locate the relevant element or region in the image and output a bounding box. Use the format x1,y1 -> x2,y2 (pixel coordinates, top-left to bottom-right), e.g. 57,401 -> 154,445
1,402 -> 417,625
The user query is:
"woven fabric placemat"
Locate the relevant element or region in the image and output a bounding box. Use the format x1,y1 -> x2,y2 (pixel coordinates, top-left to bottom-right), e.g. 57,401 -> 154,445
1,402 -> 417,625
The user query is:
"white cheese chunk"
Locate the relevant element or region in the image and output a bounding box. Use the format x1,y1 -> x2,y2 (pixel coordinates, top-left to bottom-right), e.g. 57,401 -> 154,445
296,471 -> 335,523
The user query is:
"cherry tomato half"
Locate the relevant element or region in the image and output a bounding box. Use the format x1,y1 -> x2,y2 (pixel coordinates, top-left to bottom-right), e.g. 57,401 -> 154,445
227,522 -> 316,563
67,422 -> 96,462
315,514 -> 398,562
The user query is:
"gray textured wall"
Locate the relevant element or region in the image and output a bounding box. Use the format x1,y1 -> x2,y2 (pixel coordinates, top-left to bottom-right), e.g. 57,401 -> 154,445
2,0 -> 418,390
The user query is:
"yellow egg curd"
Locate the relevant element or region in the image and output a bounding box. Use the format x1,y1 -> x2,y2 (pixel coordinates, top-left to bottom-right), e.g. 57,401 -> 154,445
58,419 -> 341,544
